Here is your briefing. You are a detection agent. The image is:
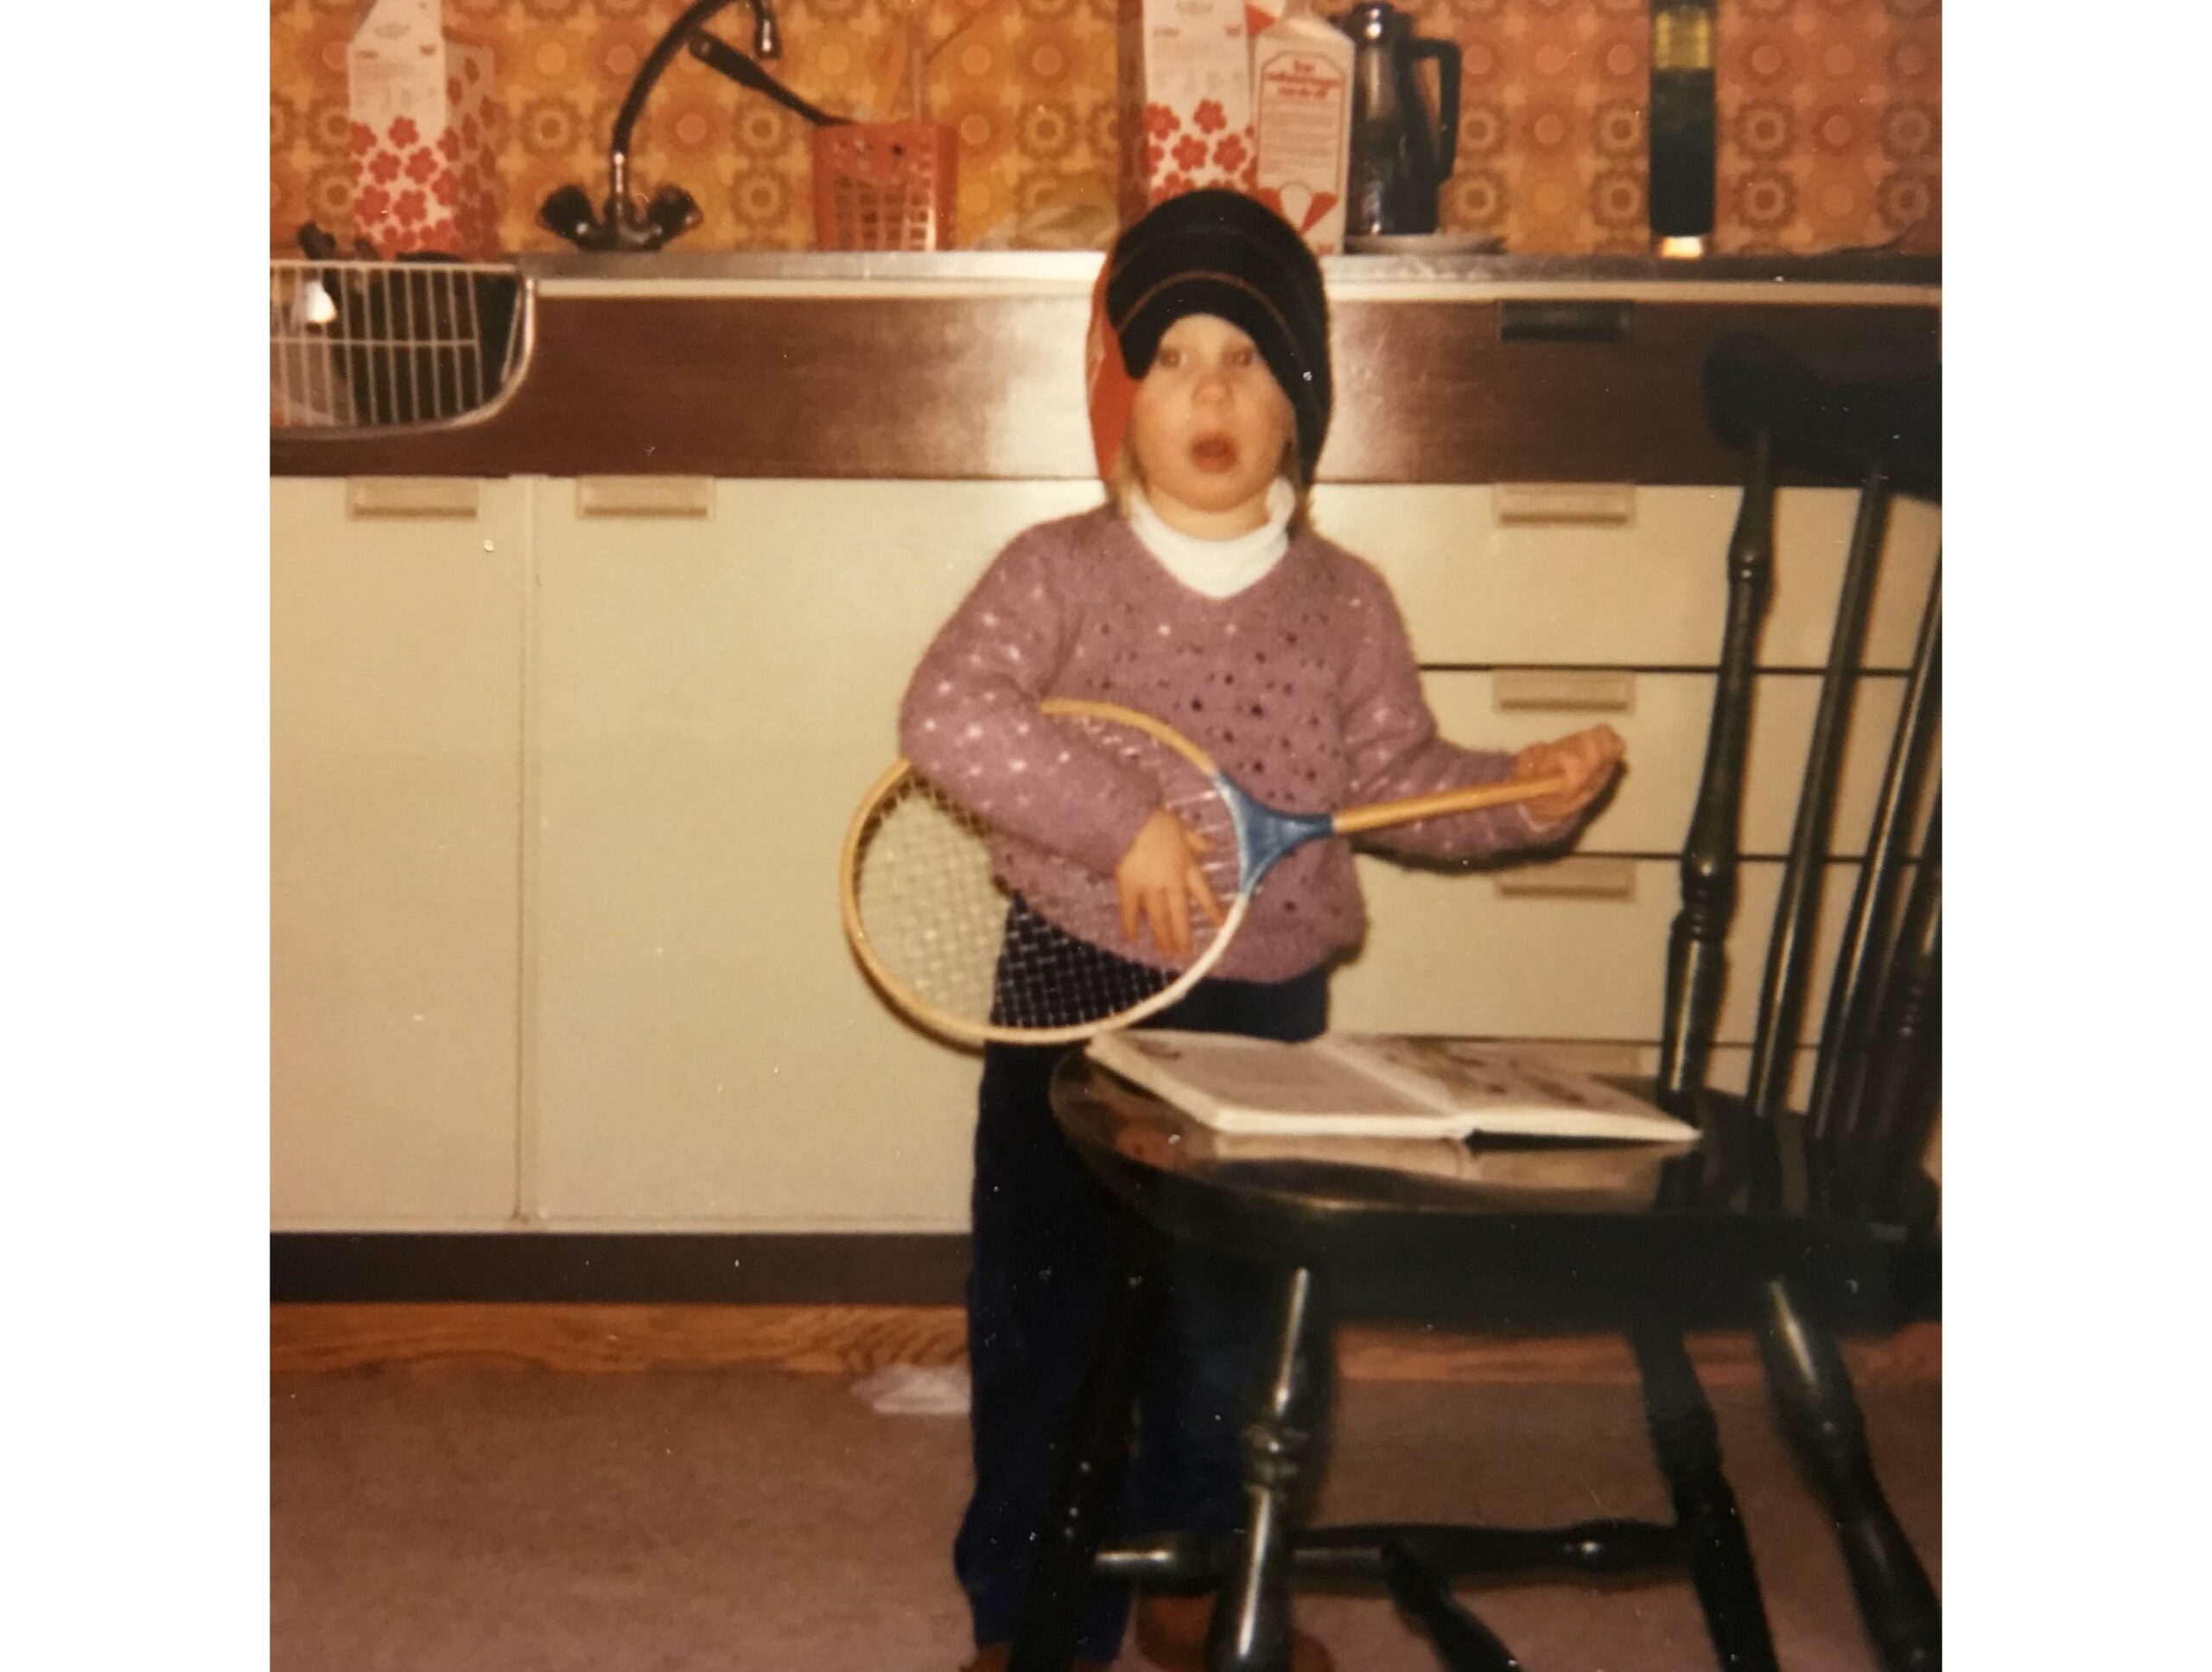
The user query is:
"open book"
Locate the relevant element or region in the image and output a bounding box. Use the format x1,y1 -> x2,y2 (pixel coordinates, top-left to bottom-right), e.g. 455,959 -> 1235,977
1084,1031 -> 1699,1143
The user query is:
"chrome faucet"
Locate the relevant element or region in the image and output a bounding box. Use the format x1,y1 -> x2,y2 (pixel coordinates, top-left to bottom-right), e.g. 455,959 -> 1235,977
539,0 -> 784,252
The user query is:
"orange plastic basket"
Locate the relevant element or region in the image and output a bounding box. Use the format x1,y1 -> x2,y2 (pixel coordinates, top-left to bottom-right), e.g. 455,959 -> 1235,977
812,123 -> 957,251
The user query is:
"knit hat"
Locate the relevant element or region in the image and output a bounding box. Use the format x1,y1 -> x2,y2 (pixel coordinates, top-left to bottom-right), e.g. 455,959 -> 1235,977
1085,189 -> 1332,482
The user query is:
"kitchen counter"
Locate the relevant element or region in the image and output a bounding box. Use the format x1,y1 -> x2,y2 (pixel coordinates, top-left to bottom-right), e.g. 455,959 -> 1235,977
272,252 -> 1939,483
518,246 -> 1940,302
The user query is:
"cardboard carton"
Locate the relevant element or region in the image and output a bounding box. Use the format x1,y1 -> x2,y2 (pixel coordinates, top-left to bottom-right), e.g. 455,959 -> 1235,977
1252,3 -> 1354,251
348,0 -> 497,257
1119,0 -> 1257,217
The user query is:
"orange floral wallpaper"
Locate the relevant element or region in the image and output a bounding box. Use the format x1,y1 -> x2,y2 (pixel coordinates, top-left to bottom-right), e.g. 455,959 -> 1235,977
270,0 -> 1937,256
1713,0 -> 1940,254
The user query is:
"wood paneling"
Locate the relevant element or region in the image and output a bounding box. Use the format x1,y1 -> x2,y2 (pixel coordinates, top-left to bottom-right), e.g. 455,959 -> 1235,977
270,292 -> 1938,485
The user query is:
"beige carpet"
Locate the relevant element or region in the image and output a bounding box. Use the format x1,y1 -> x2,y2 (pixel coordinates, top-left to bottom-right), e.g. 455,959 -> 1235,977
271,1364 -> 1938,1670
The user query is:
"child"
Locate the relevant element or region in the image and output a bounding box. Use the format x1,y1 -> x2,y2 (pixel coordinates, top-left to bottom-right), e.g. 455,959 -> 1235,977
898,189 -> 1624,1672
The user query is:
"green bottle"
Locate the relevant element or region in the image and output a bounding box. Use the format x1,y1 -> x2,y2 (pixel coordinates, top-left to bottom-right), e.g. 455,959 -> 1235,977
1649,1 -> 1716,244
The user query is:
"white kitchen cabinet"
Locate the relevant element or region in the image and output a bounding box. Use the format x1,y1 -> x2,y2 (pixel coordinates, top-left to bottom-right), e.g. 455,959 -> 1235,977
1419,668 -> 1932,861
270,470 -> 1936,1233
1335,855 -> 1884,1044
523,479 -> 1097,1230
1323,484 -> 1941,671
270,478 -> 527,1228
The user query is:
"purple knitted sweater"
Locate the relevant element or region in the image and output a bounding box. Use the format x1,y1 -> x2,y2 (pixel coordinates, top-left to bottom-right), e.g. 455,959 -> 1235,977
898,505 -> 1573,983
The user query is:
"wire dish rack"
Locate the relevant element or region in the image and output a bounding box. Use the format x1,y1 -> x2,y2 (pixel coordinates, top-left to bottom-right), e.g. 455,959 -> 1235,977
270,258 -> 524,430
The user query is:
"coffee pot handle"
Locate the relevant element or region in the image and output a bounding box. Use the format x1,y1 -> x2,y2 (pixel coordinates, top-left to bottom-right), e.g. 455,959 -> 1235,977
1414,38 -> 1462,179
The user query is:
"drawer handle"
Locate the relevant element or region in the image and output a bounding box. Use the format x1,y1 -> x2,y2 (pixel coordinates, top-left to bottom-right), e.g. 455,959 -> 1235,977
1493,482 -> 1637,525
1493,670 -> 1637,713
575,476 -> 715,518
346,478 -> 480,519
1498,299 -> 1634,343
1495,858 -> 1637,900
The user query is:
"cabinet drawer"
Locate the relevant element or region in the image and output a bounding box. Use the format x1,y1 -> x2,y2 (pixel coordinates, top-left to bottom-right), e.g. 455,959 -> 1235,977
1316,484 -> 1939,670
1333,855 -> 1878,1045
1421,669 -> 1933,858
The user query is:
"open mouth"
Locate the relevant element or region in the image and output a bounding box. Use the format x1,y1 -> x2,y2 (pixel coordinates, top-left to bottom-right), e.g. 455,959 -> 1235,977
1189,434 -> 1238,473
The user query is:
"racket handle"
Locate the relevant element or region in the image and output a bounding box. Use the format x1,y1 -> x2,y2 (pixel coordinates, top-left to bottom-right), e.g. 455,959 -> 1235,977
1331,774 -> 1568,836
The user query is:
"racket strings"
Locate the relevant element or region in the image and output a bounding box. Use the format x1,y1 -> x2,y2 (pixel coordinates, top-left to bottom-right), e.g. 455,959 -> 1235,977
849,776 -> 1013,1025
846,709 -> 1249,1039
993,902 -> 1177,1032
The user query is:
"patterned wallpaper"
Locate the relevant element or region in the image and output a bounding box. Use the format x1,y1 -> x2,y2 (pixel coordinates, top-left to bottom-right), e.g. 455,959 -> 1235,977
270,0 -> 1938,256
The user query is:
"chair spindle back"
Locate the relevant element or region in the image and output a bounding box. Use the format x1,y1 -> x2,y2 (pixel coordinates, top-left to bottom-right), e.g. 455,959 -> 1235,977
1660,335 -> 1942,1222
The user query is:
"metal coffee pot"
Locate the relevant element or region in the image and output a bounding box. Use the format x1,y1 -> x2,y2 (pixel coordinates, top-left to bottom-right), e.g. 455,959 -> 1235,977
1333,2 -> 1462,237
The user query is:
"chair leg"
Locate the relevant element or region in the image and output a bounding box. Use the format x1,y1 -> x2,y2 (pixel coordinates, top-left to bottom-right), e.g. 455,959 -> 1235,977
1756,1281 -> 1941,1672
1378,1542 -> 1524,1672
1207,1266 -> 1322,1672
1632,1325 -> 1781,1672
1008,1237 -> 1163,1672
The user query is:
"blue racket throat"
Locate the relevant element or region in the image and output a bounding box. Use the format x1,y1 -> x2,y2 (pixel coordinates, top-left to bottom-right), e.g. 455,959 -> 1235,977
1221,777 -> 1339,885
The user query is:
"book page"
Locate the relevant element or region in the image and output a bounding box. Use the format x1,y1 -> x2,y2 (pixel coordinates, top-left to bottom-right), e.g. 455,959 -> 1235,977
1322,1036 -> 1697,1141
1088,1031 -> 1430,1123
1086,1032 -> 1696,1141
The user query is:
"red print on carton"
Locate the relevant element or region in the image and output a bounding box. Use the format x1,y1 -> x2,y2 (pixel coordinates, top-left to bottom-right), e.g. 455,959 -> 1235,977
348,0 -> 496,257
1118,0 -> 1256,219
1252,16 -> 1356,252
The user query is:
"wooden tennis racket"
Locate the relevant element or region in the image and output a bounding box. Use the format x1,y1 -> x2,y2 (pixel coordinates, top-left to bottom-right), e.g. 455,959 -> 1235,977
838,698 -> 1566,1046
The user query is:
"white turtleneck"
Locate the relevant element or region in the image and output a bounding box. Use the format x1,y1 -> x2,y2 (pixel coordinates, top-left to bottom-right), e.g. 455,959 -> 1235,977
1126,477 -> 1296,599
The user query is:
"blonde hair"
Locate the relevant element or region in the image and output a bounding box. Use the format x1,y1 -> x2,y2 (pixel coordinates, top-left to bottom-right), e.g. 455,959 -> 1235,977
1104,435 -> 1312,533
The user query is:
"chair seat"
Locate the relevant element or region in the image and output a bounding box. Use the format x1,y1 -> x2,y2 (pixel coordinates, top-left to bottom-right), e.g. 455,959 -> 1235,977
1053,1057 -> 1939,1330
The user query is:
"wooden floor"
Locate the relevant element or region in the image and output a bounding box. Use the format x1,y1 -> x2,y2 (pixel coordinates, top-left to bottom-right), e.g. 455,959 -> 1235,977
271,1308 -> 1939,1671
271,1302 -> 1942,1387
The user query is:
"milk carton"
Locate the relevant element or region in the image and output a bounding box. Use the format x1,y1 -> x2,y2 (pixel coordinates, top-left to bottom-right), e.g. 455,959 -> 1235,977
1251,0 -> 1355,252
347,0 -> 497,257
1243,2 -> 1290,39
1119,0 -> 1257,217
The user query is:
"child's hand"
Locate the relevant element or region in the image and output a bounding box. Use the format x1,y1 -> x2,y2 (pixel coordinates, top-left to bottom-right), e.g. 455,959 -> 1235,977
1115,808 -> 1226,961
1514,725 -> 1627,827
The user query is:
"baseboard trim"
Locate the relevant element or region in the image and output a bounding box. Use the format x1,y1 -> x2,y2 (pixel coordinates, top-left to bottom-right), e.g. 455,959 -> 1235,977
270,1231 -> 971,1305
270,1302 -> 1940,1388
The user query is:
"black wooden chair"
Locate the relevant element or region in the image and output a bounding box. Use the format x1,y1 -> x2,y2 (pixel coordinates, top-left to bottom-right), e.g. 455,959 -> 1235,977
1007,334 -> 1942,1672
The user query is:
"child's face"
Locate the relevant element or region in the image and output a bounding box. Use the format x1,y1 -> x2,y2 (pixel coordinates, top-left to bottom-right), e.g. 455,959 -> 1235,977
1126,313 -> 1294,537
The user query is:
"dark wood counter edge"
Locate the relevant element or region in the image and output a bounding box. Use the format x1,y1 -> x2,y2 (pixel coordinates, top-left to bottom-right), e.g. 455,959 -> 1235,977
271,293 -> 1940,484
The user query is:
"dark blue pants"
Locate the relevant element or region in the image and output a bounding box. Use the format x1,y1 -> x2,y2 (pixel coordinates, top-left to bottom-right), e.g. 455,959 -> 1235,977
954,905 -> 1330,1661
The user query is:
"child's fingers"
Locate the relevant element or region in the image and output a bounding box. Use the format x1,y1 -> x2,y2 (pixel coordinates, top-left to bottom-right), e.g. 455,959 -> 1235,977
1185,860 -> 1226,928
1515,726 -> 1626,823
1154,884 -> 1192,960
1560,727 -> 1624,788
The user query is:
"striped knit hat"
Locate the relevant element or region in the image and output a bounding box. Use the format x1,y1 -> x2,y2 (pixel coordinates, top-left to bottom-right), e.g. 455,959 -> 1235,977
1086,189 -> 1333,482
